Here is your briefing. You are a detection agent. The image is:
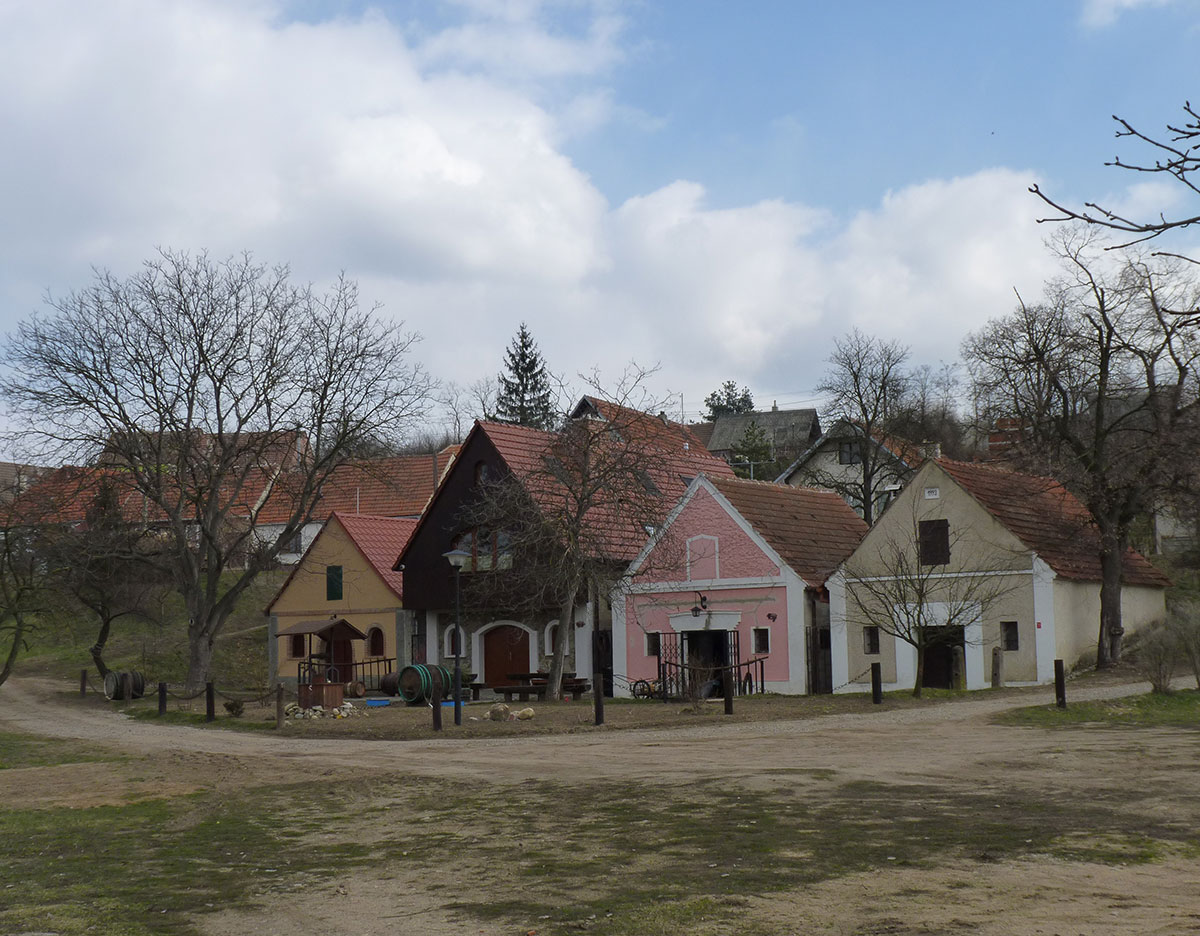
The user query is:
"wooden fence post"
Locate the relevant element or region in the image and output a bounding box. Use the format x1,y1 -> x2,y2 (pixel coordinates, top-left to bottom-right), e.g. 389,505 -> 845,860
80,669 -> 88,697
276,684 -> 285,730
1054,659 -> 1066,709
205,682 -> 215,722
723,667 -> 734,716
158,681 -> 167,716
431,681 -> 443,732
592,631 -> 605,727
871,662 -> 882,705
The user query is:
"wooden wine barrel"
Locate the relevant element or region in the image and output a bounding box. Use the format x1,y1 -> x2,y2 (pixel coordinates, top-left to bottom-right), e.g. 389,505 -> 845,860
397,664 -> 452,704
346,680 -> 366,698
380,671 -> 401,697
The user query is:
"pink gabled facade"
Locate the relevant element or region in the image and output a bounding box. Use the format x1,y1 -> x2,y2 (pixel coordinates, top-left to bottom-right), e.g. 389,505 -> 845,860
613,475 -> 868,696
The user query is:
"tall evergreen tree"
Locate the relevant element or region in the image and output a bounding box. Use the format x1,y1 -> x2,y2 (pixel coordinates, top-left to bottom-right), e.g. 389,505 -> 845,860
495,323 -> 556,429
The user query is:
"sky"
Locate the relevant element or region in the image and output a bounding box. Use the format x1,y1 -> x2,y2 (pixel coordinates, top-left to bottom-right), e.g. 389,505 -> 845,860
2,0 -> 1199,432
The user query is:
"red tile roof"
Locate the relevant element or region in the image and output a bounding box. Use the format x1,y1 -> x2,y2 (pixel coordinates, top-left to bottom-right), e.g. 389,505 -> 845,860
334,512 -> 419,598
473,401 -> 736,561
936,459 -> 1170,588
709,476 -> 869,586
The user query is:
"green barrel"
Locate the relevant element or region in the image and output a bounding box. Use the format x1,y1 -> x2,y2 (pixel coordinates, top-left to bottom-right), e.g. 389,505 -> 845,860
397,664 -> 453,704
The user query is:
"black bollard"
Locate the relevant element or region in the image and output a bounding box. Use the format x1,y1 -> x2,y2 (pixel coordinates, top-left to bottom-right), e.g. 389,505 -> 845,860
871,662 -> 882,705
158,681 -> 167,716
1054,659 -> 1066,709
592,631 -> 605,727
205,682 -> 215,722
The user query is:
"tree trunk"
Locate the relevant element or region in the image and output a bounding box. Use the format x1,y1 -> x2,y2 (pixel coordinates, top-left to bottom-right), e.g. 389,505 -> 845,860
185,625 -> 217,691
912,643 -> 924,699
89,616 -> 115,679
547,588 -> 577,699
1096,527 -> 1125,668
0,614 -> 28,687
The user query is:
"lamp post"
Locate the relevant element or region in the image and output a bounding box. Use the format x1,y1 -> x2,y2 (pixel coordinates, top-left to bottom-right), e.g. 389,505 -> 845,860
443,548 -> 471,727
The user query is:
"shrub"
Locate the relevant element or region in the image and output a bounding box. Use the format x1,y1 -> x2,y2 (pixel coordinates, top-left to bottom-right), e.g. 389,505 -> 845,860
1127,619 -> 1178,694
1166,600 -> 1200,690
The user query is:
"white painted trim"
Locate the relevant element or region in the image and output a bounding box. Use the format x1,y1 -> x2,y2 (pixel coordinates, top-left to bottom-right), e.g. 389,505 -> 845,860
843,567 -> 1032,584
828,571 -> 850,692
667,609 -> 741,632
783,567 -> 809,693
686,534 -> 719,580
623,575 -> 787,593
894,637 -> 917,693
965,615 -> 984,690
611,589 -> 629,697
470,619 -> 538,682
425,610 -> 440,663
1032,555 -> 1057,683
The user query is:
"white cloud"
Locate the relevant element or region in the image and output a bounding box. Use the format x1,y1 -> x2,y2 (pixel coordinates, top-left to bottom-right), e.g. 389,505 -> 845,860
1079,0 -> 1177,28
0,1 -> 1083,429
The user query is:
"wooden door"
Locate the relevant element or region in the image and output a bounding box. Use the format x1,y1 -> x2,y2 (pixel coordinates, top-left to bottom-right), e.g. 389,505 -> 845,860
330,637 -> 355,684
484,625 -> 529,686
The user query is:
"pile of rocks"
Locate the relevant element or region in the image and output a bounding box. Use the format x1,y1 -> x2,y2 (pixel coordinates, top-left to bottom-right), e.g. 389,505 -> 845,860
283,701 -> 367,720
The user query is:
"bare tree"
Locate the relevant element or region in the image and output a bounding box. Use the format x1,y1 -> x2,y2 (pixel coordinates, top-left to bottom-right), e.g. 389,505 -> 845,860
964,230 -> 1200,666
459,367 -> 695,697
0,249 -> 432,688
1030,101 -> 1200,258
0,479 -> 56,687
35,473 -> 171,678
807,330 -> 913,525
841,500 -> 1021,698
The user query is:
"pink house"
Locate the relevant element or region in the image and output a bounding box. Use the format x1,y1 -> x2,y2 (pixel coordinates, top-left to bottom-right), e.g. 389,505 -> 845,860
612,475 -> 868,696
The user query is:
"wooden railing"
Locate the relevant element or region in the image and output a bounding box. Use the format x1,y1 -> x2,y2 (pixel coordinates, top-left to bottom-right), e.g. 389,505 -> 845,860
297,657 -> 396,690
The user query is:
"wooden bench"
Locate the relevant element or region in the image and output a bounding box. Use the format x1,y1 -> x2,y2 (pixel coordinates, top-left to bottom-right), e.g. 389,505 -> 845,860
495,683 -> 549,703
493,679 -> 592,703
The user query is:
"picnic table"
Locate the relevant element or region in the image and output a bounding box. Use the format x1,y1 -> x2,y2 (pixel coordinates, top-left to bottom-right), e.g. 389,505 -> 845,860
495,672 -> 590,702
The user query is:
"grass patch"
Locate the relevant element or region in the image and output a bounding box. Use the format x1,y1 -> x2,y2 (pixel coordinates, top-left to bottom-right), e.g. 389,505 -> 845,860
996,688 -> 1200,730
0,730 -> 117,769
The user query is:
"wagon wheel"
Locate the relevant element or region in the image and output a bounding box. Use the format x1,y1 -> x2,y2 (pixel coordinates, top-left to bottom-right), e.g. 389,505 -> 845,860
630,679 -> 654,699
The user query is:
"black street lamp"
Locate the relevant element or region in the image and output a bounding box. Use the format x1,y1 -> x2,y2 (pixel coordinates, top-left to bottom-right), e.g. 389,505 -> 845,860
442,548 -> 471,726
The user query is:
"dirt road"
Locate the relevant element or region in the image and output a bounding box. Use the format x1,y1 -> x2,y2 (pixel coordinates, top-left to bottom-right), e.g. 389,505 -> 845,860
4,674 -> 1199,936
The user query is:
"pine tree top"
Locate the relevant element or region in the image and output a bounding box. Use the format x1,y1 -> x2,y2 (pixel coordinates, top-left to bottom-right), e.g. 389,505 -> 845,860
496,323 -> 556,430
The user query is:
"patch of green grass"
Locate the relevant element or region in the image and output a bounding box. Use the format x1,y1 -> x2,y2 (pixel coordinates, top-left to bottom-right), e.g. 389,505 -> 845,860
4,758 -> 1199,936
996,688 -> 1200,729
0,729 -> 117,769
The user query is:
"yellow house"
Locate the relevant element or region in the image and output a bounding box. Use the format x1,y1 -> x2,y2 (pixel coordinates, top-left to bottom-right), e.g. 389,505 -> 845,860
829,459 -> 1169,693
266,512 -> 418,688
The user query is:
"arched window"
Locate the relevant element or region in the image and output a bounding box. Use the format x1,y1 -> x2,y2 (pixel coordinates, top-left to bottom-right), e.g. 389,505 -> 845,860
367,626 -> 385,657
474,461 -> 490,485
543,621 -> 568,656
443,624 -> 466,658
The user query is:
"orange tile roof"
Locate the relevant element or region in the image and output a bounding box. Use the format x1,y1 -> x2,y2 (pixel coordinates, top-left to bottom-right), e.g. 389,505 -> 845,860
936,459 -> 1170,588
334,512 -> 419,598
709,476 -> 869,586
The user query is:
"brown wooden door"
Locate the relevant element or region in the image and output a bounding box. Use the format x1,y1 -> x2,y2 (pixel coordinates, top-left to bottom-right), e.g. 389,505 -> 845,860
330,638 -> 355,683
484,625 -> 529,686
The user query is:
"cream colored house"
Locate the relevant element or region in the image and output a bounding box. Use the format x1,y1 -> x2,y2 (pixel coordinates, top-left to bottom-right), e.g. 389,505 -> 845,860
828,459 -> 1169,693
266,512 -> 418,687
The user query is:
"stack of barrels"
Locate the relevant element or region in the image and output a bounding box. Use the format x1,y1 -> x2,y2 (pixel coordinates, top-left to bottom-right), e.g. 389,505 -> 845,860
103,670 -> 146,700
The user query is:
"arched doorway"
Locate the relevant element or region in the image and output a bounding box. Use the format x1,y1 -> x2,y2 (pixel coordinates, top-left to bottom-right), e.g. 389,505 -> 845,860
483,624 -> 531,686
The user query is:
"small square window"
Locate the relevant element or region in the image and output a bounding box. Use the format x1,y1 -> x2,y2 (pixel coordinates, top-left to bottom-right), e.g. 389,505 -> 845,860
752,627 -> 770,655
288,634 -> 305,659
863,626 -> 880,655
326,565 -> 343,601
645,632 -> 661,657
1001,621 -> 1019,652
838,440 -> 862,465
